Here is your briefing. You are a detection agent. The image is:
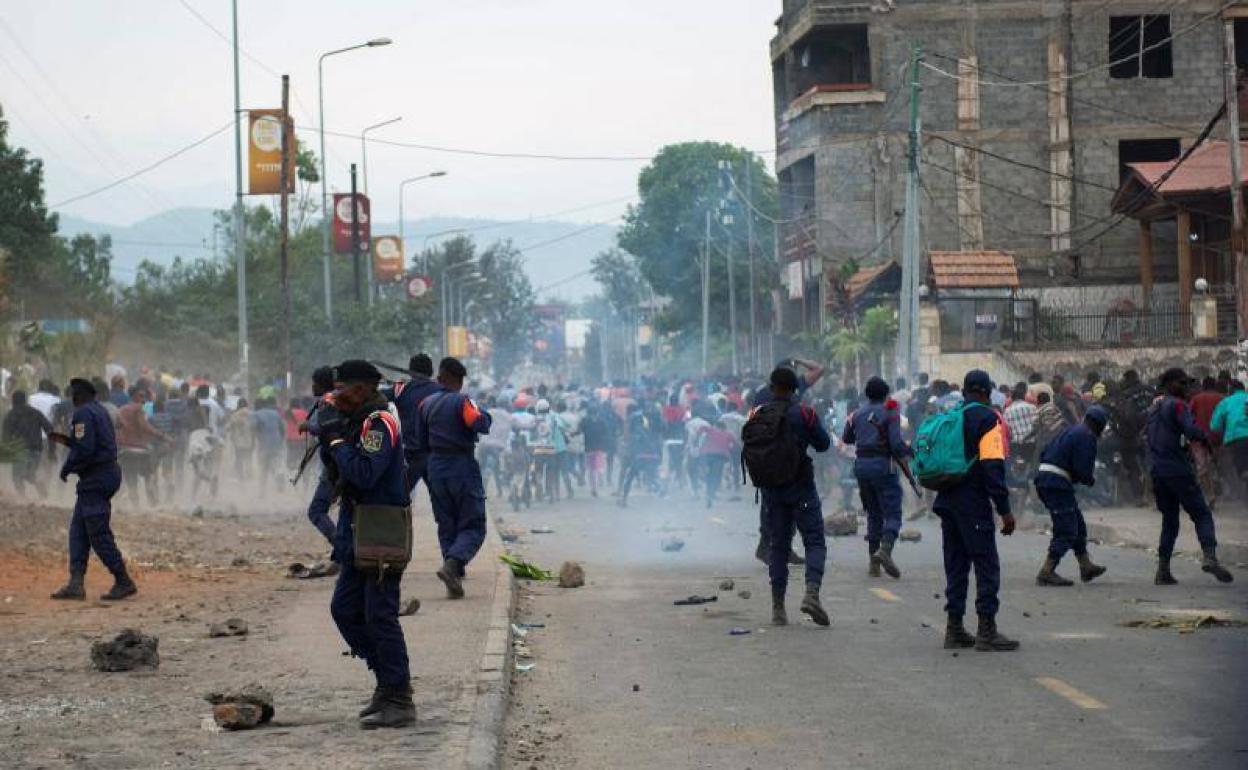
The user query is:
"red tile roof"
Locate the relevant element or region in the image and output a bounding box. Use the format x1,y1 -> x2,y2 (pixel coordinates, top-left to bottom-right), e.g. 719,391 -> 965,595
844,261 -> 898,301
929,250 -> 1019,289
1126,140 -> 1248,196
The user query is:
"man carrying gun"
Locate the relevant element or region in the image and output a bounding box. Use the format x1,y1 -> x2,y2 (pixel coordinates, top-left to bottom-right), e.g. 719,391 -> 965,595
841,376 -> 913,579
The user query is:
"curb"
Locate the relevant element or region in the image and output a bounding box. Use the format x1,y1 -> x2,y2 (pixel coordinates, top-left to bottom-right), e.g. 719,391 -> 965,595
464,533 -> 517,770
1086,521 -> 1248,566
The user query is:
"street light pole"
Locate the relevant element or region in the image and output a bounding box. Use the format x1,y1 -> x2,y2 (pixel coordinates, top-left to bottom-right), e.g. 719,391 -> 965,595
231,0 -> 248,396
398,171 -> 448,275
318,37 -> 392,325
360,116 -> 401,308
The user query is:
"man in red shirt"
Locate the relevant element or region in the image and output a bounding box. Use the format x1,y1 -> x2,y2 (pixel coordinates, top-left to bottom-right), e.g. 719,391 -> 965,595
116,387 -> 167,505
1189,376 -> 1225,505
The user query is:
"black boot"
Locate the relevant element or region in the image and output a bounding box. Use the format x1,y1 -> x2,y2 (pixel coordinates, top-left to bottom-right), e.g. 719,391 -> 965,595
975,615 -> 1020,651
943,614 -> 975,649
50,572 -> 85,600
754,537 -> 769,565
771,596 -> 788,626
874,538 -> 900,579
1036,556 -> 1074,587
867,541 -> 881,577
1075,552 -> 1106,583
799,584 -> 830,627
1201,548 -> 1234,583
1154,557 -> 1178,585
437,558 -> 465,599
359,684 -> 416,729
358,685 -> 384,718
787,549 -> 805,566
100,570 -> 137,601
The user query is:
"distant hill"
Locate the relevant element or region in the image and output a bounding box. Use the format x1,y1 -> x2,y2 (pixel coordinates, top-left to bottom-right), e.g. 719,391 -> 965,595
57,209 -> 617,302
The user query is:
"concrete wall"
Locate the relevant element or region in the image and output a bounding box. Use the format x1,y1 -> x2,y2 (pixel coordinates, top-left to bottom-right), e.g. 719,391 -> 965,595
773,0 -> 1227,284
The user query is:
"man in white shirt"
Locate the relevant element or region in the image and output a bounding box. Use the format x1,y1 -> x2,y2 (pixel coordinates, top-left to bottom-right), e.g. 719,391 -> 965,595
28,379 -> 60,422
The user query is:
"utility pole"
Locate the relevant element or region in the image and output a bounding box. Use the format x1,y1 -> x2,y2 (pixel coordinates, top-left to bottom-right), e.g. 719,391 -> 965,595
897,44 -> 923,380
231,0 -> 249,397
745,161 -> 758,373
1224,19 -> 1247,340
349,164 -> 364,304
279,74 -> 292,389
702,209 -> 711,377
725,216 -> 739,376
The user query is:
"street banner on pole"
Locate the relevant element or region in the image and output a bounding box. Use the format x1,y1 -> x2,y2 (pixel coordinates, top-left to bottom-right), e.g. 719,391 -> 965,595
405,274 -> 432,299
247,109 -> 295,195
372,236 -> 404,282
332,193 -> 370,254
447,325 -> 469,357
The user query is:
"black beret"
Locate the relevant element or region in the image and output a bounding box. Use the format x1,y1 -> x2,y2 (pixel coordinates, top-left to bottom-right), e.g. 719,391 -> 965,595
335,359 -> 382,383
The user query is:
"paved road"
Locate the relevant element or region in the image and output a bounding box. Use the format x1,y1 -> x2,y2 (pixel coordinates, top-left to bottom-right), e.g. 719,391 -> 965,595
501,487 -> 1248,769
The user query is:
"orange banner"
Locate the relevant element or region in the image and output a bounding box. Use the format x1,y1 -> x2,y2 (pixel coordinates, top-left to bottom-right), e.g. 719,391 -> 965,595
248,109 -> 295,195
372,236 -> 404,282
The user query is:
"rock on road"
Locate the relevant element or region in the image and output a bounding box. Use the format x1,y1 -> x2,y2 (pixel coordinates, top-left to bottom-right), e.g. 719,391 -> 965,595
501,489 -> 1248,769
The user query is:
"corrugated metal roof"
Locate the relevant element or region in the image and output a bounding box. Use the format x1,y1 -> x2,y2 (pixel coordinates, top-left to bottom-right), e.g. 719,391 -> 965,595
929,250 -> 1019,289
1127,140 -> 1248,196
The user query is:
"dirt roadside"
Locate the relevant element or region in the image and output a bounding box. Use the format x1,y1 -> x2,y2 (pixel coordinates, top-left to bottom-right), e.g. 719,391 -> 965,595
0,495 -> 503,770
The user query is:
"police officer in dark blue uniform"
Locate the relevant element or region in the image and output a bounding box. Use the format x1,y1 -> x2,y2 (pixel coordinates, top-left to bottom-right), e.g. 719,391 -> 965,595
1034,405 -> 1109,587
383,353 -> 442,493
51,378 -> 134,601
320,360 -> 415,729
935,370 -> 1019,651
755,366 -> 832,627
1147,367 -> 1233,585
841,376 -> 911,579
415,357 -> 492,599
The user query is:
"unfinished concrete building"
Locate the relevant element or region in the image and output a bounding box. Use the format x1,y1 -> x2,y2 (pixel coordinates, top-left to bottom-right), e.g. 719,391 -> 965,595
770,0 -> 1245,341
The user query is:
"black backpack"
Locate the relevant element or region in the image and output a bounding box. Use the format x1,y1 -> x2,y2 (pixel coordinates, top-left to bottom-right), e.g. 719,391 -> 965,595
741,401 -> 803,488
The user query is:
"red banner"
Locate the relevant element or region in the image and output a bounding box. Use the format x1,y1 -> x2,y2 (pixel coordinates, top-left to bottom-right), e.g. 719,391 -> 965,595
332,193 -> 370,255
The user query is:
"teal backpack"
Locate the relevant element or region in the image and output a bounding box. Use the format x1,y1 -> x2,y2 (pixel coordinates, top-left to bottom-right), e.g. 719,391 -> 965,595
911,402 -> 988,491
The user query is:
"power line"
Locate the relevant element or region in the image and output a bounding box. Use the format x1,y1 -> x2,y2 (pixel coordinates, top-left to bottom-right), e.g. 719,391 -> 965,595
928,135 -> 1121,192
301,125 -> 656,162
517,219 -> 619,253
48,122 -> 234,208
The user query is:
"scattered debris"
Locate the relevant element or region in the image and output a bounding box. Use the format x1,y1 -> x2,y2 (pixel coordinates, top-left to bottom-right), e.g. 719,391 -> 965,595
207,618 -> 248,638
517,623 -> 546,630
823,514 -> 858,537
515,662 -> 536,673
728,627 -> 751,636
200,716 -> 223,733
673,595 -> 717,606
90,629 -> 159,672
558,561 -> 585,589
399,598 -> 421,616
530,527 -> 555,535
230,556 -> 250,568
511,623 -> 529,638
660,537 -> 685,552
632,684 -> 640,692
499,529 -> 523,543
500,553 -> 555,581
1120,615 -> 1246,634
205,684 -> 274,730
718,579 -> 735,591
286,561 -> 339,580
898,528 -> 922,543
737,590 -> 752,600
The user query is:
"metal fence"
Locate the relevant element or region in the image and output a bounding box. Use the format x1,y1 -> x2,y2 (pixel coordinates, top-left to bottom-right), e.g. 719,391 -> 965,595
937,296 -> 1237,352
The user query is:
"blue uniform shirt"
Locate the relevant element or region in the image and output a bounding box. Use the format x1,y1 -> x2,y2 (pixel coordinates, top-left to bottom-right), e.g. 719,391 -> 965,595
842,399 -> 911,478
415,390 -> 492,455
384,376 -> 442,461
1146,395 -> 1205,478
328,408 -> 409,555
1035,422 -> 1098,490
61,401 -> 118,478
934,402 -> 1011,516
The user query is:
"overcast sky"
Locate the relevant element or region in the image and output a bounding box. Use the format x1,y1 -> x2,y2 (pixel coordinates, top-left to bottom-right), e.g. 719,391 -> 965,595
1,0 -> 778,230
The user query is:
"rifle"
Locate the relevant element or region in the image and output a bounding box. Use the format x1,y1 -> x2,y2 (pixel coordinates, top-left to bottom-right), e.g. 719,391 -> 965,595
866,410 -> 921,496
371,360 -> 419,380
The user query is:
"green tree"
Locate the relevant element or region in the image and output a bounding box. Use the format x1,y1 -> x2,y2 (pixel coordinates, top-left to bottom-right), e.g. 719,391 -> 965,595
0,106 -> 60,315
616,142 -> 776,353
860,304 -> 898,378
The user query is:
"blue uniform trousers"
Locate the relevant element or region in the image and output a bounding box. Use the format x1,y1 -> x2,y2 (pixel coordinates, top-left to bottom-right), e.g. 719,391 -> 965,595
763,481 -> 827,598
857,472 -> 902,545
330,557 -> 410,687
404,452 -> 428,495
427,455 -> 487,565
1153,474 -> 1218,558
935,494 -> 1001,618
1037,486 -> 1087,562
69,465 -> 125,576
